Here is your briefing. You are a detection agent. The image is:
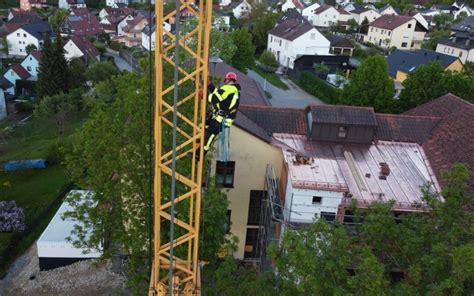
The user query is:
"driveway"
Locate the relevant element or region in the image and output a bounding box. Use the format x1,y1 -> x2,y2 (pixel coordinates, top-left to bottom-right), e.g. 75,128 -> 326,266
103,52 -> 132,72
247,70 -> 324,108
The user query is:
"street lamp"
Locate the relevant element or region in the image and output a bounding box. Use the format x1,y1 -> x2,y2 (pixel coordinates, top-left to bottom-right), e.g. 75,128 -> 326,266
209,55 -> 223,75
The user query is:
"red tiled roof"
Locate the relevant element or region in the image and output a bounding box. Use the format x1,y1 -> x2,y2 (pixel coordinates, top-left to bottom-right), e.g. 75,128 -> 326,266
405,93 -> 474,192
70,36 -> 100,60
338,8 -> 351,15
369,14 -> 413,30
239,105 -> 308,135
67,14 -> 104,36
11,64 -> 31,80
123,15 -> 146,33
71,8 -> 91,19
375,113 -> 441,144
30,50 -> 42,62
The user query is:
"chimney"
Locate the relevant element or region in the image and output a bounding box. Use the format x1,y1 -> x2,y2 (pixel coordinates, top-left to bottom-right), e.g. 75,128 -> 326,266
379,162 -> 390,179
466,39 -> 470,46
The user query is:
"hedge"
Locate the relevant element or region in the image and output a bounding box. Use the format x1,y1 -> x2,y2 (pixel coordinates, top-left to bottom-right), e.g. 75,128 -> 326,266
297,71 -> 341,104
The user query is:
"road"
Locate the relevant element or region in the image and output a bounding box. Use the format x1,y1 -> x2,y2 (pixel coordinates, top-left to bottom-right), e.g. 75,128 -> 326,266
247,70 -> 324,108
103,52 -> 133,72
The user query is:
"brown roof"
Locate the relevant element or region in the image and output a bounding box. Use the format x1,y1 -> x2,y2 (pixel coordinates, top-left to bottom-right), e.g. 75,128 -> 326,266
30,50 -> 42,62
239,105 -> 308,135
375,113 -> 441,144
123,14 -> 147,33
208,62 -> 270,107
70,36 -> 100,60
11,64 -> 31,80
314,5 -> 334,15
338,8 -> 351,15
268,20 -> 314,41
405,93 -> 474,191
307,105 -> 378,126
369,14 -> 413,30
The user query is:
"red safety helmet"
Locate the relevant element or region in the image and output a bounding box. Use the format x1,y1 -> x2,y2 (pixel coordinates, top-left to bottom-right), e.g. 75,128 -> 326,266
225,72 -> 237,81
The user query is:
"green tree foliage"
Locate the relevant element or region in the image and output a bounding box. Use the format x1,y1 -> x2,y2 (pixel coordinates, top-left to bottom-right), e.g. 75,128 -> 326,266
399,62 -> 474,111
269,164 -> 474,295
340,55 -> 395,112
210,29 -> 237,64
298,72 -> 341,104
462,61 -> 474,76
251,11 -> 280,53
85,61 -> 119,85
68,58 -> 87,89
25,44 -> 37,54
49,9 -> 68,32
434,13 -> 454,30
258,50 -> 279,68
230,28 -> 256,72
422,29 -> 451,50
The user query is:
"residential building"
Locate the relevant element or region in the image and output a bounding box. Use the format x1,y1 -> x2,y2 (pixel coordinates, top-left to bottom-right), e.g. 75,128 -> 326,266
387,49 -> 462,82
379,4 -> 400,15
20,50 -> 42,80
7,22 -> 54,56
64,37 -> 100,64
301,3 -> 321,21
231,0 -> 252,19
3,64 -> 31,87
411,0 -> 429,9
312,5 -> 340,27
337,8 -> 353,25
404,10 -> 431,31
119,14 -> 148,47
329,35 -> 354,56
431,4 -> 452,13
106,0 -> 129,6
99,6 -> 135,20
281,0 -> 307,12
436,16 -> 474,63
58,0 -> 86,10
60,10 -> 104,37
142,22 -> 171,51
20,0 -> 48,11
365,15 -> 427,50
219,0 -> 232,7
3,10 -> 42,35
100,15 -> 125,34
289,54 -> 353,80
267,19 -> 330,68
454,5 -> 473,19
7,8 -> 38,21
350,6 -> 381,25
0,77 -> 15,96
117,14 -> 135,36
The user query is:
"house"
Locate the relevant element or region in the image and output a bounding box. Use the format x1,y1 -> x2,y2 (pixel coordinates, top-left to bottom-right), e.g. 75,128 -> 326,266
411,0 -> 429,9
281,0 -> 307,12
379,4 -> 400,15
8,8 -> 38,21
454,5 -> 473,19
142,22 -> 171,51
20,0 -> 48,11
312,5 -> 340,27
117,14 -> 135,36
301,3 -> 321,21
329,35 -> 354,56
231,0 -> 252,19
289,54 -> 353,80
436,16 -> 474,63
58,0 -> 87,10
64,37 -> 100,64
0,90 -> 7,120
60,11 -> 104,37
100,15 -> 125,34
20,50 -> 42,80
3,10 -> 43,35
3,64 -> 31,87
0,77 -> 15,96
119,14 -> 148,47
350,6 -> 381,25
267,19 -> 330,68
387,49 -> 462,82
99,6 -> 135,20
431,4 -> 452,13
341,2 -> 358,12
404,10 -> 431,30
7,22 -> 54,56
365,15 -> 427,50
337,8 -> 353,25
106,0 -> 129,6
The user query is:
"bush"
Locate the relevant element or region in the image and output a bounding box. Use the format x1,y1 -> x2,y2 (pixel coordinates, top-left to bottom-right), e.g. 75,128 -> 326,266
16,101 -> 35,112
0,201 -> 26,232
259,50 -> 279,68
109,41 -> 122,51
298,72 -> 341,104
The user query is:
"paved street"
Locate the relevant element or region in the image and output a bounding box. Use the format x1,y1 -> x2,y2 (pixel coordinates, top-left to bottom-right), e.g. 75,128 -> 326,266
103,52 -> 132,72
247,70 -> 324,108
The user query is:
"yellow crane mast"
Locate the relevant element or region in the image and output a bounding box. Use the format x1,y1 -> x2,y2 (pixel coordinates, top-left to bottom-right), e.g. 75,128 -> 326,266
149,0 -> 213,295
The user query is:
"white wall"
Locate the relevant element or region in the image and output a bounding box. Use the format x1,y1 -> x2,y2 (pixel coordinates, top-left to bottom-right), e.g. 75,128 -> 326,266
233,0 -> 252,19
107,0 -> 129,6
436,43 -> 474,63
267,28 -> 330,69
282,0 -> 296,12
7,28 -> 40,56
0,91 -> 6,121
313,7 -> 340,27
117,15 -> 134,36
302,3 -> 321,21
64,40 -> 84,61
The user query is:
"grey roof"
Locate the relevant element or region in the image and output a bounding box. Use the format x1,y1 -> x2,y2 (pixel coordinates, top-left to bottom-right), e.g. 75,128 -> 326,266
438,35 -> 474,50
23,21 -> 55,40
451,15 -> 474,31
307,105 -> 378,126
351,5 -> 369,14
7,14 -> 42,25
386,49 -> 459,78
269,19 -> 313,41
277,9 -> 310,25
0,77 -> 13,90
329,35 -> 354,48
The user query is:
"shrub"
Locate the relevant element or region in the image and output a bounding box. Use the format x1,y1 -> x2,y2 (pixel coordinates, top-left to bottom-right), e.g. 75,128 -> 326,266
259,50 -> 279,68
0,201 -> 26,232
298,72 -> 341,104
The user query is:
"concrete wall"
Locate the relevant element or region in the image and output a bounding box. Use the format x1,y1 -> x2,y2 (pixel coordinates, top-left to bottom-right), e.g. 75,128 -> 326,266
210,126 -> 283,260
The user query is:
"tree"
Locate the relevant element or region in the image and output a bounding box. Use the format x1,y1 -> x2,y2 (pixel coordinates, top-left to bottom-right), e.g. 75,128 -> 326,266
339,55 -> 395,112
37,34 -> 69,98
462,61 -> 474,76
258,50 -> 279,68
36,33 -> 54,98
68,58 -> 87,89
269,164 -> 474,295
49,9 -> 68,31
251,11 -> 280,53
85,61 -> 119,85
25,44 -> 37,54
210,29 -> 237,64
52,35 -> 69,92
230,28 -> 256,72
434,13 -> 454,30
422,29 -> 451,50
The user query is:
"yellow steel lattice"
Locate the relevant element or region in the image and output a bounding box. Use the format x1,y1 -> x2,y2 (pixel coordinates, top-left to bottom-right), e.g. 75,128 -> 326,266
150,0 -> 213,295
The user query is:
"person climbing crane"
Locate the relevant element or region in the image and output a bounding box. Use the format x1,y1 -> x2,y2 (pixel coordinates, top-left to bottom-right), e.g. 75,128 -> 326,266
197,72 -> 240,160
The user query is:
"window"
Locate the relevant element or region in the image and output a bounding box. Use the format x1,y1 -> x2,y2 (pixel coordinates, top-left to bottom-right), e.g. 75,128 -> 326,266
270,36 -> 273,43
371,28 -> 373,32
338,126 -> 347,138
388,31 -> 391,36
381,30 -> 384,34
411,42 -> 414,48
215,161 -> 235,188
459,51 -> 463,57
23,34 -> 26,37
321,212 -> 336,222
408,23 -> 412,28
17,33 -> 20,37
310,33 -> 315,40
312,196 -> 322,204
248,190 -> 265,225
29,57 -> 32,60
244,228 -> 259,259
27,66 -> 31,71
401,42 -> 407,47
279,40 -> 282,46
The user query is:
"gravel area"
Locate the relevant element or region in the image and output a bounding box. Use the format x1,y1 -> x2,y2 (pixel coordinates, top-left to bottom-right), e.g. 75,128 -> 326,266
0,246 -> 127,296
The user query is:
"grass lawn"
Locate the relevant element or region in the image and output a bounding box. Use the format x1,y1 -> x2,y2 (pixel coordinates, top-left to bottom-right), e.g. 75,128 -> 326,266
0,115 -> 85,277
251,65 -> 289,90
